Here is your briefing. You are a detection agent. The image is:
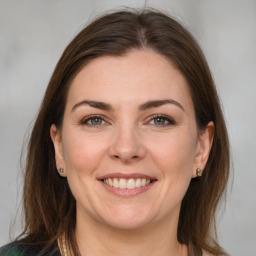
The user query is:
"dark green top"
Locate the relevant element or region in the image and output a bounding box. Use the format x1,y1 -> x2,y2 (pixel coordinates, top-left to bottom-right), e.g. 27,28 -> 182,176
0,241 -> 61,256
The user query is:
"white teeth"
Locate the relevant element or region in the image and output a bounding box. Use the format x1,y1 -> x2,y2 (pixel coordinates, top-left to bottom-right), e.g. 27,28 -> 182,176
113,178 -> 118,188
103,178 -> 151,189
119,178 -> 127,189
135,178 -> 142,188
127,179 -> 136,189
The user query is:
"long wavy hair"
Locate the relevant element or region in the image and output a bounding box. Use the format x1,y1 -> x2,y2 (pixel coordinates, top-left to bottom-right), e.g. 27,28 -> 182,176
20,9 -> 230,256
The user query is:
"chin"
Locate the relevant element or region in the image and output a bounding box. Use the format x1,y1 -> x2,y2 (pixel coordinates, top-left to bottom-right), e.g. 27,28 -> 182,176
98,207 -> 156,230
103,218 -> 153,230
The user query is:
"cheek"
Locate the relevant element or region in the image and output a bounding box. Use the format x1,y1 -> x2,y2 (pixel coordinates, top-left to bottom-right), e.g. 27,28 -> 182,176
62,129 -> 108,176
151,131 -> 197,209
61,130 -> 109,207
146,129 -> 197,177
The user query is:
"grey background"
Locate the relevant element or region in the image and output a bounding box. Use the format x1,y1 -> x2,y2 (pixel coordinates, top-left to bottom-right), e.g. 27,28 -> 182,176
0,1 -> 255,255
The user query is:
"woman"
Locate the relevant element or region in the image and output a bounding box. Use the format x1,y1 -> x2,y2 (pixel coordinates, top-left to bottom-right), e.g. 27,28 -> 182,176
0,9 -> 230,256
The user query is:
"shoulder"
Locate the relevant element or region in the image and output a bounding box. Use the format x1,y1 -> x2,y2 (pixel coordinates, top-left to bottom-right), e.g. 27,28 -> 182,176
0,242 -> 25,256
0,240 -> 61,256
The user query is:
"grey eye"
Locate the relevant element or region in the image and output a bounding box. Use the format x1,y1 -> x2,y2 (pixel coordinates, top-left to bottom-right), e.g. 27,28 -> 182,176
81,115 -> 106,126
90,117 -> 104,125
148,115 -> 175,126
153,117 -> 169,125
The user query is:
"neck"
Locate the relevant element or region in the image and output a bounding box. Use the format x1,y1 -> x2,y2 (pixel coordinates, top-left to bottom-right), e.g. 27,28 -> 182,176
75,211 -> 187,256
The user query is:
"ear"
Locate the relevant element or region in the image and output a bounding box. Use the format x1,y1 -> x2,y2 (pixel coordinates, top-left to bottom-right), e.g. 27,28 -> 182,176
192,121 -> 214,178
50,124 -> 67,177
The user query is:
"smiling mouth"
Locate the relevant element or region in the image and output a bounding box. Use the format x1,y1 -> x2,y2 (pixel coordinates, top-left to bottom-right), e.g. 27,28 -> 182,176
101,178 -> 156,190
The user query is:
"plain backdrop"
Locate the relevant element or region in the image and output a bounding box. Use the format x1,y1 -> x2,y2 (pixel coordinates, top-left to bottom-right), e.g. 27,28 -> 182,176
0,1 -> 256,256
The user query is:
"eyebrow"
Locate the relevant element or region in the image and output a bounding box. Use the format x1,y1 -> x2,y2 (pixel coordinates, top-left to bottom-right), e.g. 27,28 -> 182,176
71,99 -> 184,112
138,99 -> 184,111
71,100 -> 113,112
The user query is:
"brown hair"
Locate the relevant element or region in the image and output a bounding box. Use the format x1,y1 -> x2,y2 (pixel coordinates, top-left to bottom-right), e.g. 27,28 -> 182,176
20,9 -> 230,256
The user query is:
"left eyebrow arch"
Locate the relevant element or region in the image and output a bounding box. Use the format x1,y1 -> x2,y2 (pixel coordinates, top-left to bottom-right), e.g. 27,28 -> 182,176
138,99 -> 185,112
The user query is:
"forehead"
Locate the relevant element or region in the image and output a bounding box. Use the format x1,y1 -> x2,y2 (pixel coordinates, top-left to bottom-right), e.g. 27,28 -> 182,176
66,50 -> 193,111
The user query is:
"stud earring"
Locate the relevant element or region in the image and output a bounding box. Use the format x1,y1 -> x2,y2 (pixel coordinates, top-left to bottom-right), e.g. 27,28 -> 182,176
58,168 -> 64,174
196,168 -> 202,177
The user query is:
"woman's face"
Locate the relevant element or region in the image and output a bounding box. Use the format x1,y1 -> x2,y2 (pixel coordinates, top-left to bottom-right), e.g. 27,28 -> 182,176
51,50 -> 213,230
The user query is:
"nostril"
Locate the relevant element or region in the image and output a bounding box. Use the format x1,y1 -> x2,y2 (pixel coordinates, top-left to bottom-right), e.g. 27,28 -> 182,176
111,155 -> 141,164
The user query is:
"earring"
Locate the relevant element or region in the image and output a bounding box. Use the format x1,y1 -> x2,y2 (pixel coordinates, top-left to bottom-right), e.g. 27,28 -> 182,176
196,168 -> 202,177
58,168 -> 64,174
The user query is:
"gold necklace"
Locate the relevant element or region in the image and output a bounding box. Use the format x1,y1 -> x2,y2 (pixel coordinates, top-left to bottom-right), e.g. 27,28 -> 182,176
57,233 -> 72,256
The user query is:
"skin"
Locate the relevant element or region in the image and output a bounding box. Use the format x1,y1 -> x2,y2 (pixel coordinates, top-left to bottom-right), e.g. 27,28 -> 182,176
50,49 -> 214,256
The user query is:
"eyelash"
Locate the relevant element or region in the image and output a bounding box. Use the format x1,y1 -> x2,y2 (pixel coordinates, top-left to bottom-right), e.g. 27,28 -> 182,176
80,114 -> 176,127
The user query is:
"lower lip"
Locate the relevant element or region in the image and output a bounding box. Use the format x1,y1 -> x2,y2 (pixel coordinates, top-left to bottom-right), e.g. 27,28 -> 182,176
100,181 -> 157,197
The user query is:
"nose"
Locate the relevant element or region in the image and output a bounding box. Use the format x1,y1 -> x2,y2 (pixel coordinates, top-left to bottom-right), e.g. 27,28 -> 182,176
108,124 -> 146,163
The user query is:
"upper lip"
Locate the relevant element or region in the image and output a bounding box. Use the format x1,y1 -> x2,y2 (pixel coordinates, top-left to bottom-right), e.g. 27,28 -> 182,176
97,173 -> 157,180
